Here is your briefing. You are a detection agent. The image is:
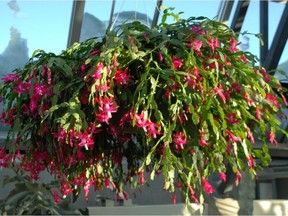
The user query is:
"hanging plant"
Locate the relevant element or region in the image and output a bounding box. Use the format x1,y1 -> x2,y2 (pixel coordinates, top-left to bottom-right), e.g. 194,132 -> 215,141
0,8 -> 287,209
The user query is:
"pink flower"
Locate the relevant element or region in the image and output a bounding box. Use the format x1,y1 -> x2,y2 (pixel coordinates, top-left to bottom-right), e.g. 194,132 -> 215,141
213,84 -> 226,103
2,73 -> 20,82
246,126 -> 255,144
146,121 -> 161,138
266,93 -> 280,108
95,96 -> 118,123
202,178 -> 215,194
268,130 -> 278,145
235,169 -> 242,186
33,84 -> 53,97
138,169 -> 145,185
228,37 -> 240,53
231,83 -> 241,94
172,194 -> 177,204
135,111 -> 149,131
219,172 -> 226,183
171,56 -> 183,70
13,81 -> 31,94
54,190 -> 61,204
226,112 -> 240,125
247,155 -> 255,168
225,130 -> 241,142
207,37 -> 220,53
92,63 -> 104,81
114,67 -> 132,86
75,132 -> 94,150
173,132 -> 188,151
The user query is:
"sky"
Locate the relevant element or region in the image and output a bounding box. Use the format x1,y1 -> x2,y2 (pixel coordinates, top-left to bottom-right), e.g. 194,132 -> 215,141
0,0 -> 287,75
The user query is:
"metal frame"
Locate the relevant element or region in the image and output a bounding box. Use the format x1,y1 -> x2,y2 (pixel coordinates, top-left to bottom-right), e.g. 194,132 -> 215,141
230,0 -> 250,33
151,0 -> 163,28
217,0 -> 235,24
262,2 -> 288,71
260,0 -> 269,64
67,0 -> 86,48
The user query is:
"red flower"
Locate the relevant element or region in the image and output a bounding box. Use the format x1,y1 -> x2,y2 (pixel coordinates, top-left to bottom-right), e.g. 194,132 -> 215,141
202,178 -> 215,194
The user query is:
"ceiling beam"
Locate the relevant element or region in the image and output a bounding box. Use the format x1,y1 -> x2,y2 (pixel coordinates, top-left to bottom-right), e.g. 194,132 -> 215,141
263,2 -> 288,71
230,0 -> 250,34
67,0 -> 86,48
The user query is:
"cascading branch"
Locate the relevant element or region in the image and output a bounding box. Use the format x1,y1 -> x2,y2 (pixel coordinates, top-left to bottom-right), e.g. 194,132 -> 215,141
0,9 -> 287,208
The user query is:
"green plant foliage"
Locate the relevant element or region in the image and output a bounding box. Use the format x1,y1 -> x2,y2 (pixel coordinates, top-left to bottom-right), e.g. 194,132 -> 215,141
0,174 -> 78,215
0,8 -> 287,209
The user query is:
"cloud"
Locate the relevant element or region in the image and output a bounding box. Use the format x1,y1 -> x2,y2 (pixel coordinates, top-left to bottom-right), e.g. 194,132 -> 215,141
0,27 -> 29,76
7,0 -> 20,14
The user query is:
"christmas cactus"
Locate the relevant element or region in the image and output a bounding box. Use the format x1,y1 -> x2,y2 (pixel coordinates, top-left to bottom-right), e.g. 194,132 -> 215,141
0,9 -> 287,209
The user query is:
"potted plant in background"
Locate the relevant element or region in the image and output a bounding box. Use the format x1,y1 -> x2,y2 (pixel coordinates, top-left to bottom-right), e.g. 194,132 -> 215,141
0,8 -> 287,214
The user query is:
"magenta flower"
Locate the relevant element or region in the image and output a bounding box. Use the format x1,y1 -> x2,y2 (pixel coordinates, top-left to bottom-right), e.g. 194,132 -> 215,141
13,81 -> 31,94
33,83 -> 53,97
219,172 -> 226,183
54,190 -> 61,204
146,121 -> 161,138
231,83 -> 241,94
225,130 -> 241,142
75,131 -> 94,150
95,96 -> 118,123
207,37 -> 219,53
114,67 -> 132,86
173,132 -> 188,151
266,93 -> 280,108
228,37 -> 240,53
171,56 -> 183,70
247,155 -> 255,168
226,112 -> 240,125
213,84 -> 226,103
2,73 -> 20,82
202,178 -> 215,194
135,111 -> 149,131
256,107 -> 261,120
92,63 -> 104,81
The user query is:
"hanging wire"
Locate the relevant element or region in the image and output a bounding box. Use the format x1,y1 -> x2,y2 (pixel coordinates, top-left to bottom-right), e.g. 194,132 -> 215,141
143,0 -> 150,27
151,0 -> 163,28
107,0 -> 125,32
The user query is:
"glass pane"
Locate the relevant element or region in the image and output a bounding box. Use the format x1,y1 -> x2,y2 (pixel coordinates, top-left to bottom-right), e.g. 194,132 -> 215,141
237,1 -> 260,58
81,0 -> 113,41
160,0 -> 222,23
81,0 -> 156,42
0,0 -> 73,134
0,0 -> 73,74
